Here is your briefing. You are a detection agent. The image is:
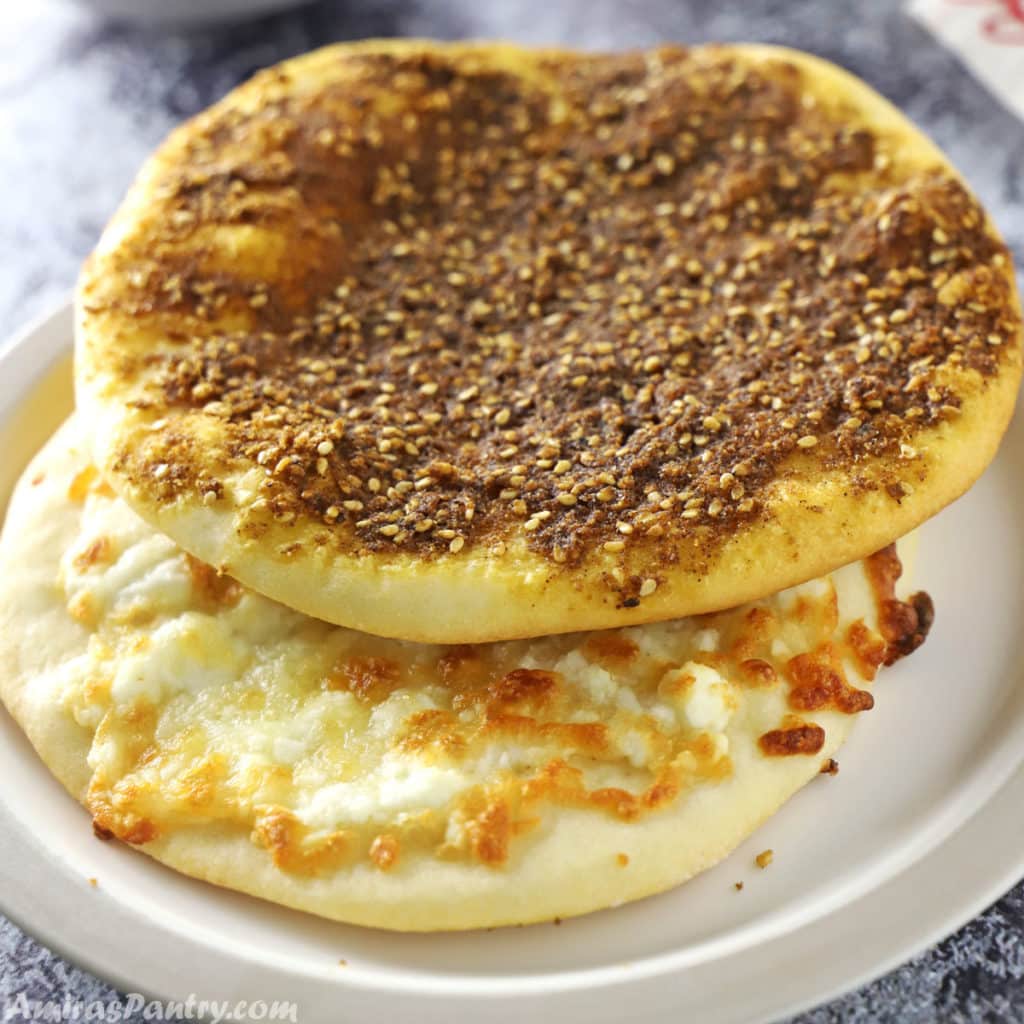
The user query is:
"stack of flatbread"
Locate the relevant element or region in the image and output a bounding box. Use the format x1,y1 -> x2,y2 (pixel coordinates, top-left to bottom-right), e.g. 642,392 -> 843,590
1,41 -> 1020,930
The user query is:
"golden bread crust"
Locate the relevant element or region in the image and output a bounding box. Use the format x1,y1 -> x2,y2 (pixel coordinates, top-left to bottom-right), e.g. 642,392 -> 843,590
76,41 -> 1021,642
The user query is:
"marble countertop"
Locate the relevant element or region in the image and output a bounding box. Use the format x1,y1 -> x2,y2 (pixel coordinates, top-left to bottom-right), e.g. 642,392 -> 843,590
1,0 -> 1023,1020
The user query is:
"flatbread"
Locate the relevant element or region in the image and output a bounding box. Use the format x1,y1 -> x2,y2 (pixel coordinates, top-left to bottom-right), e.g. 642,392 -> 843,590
76,41 -> 1019,643
0,419 -> 932,930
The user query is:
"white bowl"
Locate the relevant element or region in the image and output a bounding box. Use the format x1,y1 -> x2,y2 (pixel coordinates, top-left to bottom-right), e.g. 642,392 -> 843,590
64,0 -> 315,26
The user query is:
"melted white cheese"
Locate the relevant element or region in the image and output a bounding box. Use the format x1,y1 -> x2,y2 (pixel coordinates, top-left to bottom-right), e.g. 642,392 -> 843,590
297,754 -> 467,829
110,611 -> 246,705
676,662 -> 735,733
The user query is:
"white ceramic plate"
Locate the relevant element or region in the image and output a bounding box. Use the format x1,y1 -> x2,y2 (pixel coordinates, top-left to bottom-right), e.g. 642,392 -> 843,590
2,303 -> 1023,1024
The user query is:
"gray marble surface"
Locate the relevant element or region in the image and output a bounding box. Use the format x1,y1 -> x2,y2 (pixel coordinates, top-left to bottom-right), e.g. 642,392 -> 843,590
1,0 -> 1023,1020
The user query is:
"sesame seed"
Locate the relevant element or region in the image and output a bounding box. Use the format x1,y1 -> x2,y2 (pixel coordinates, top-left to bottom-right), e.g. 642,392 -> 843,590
639,578 -> 657,597
796,435 -> 818,448
654,153 -> 675,176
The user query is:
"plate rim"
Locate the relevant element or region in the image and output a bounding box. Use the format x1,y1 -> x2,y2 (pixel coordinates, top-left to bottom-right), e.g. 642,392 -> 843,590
2,300 -> 1023,1023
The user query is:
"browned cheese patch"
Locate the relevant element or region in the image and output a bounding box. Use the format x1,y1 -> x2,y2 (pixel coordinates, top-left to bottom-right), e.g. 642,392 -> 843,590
864,545 -> 935,664
758,721 -> 826,757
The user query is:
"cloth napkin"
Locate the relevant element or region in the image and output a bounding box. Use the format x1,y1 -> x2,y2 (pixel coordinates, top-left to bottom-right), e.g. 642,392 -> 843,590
909,0 -> 1024,119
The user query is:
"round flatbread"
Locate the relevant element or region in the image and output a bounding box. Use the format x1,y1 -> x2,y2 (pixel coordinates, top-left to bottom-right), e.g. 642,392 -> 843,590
0,419 -> 932,930
75,41 -> 1019,643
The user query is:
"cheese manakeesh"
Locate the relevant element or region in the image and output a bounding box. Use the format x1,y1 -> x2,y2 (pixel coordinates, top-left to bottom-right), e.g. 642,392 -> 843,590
46,464 -> 929,874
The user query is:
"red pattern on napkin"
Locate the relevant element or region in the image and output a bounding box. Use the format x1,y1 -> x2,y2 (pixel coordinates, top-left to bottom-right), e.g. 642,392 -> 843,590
911,0 -> 1024,117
